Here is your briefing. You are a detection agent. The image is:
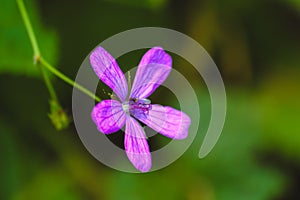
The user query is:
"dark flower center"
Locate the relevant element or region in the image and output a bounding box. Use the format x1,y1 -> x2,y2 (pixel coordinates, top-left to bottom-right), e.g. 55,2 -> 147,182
122,98 -> 152,119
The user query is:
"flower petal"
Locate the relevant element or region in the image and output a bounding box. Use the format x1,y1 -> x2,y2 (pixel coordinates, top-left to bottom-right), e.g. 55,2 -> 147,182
90,46 -> 128,102
130,47 -> 172,99
125,116 -> 152,172
135,105 -> 191,140
91,100 -> 126,134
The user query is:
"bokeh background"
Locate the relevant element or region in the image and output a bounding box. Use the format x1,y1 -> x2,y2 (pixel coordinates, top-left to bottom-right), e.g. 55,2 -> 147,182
1,0 -> 300,199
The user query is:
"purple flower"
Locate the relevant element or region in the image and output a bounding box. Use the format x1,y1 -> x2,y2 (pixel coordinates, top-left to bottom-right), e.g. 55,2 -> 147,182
90,46 -> 191,172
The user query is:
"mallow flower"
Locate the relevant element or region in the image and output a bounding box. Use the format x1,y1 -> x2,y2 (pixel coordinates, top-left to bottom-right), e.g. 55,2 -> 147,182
90,46 -> 191,172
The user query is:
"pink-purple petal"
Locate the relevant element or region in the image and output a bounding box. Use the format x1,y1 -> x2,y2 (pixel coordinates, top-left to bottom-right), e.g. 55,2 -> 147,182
90,46 -> 128,102
136,105 -> 191,140
124,116 -> 152,172
130,47 -> 172,99
91,100 -> 126,134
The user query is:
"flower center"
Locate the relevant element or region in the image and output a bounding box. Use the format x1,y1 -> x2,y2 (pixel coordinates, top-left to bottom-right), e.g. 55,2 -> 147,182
122,98 -> 152,119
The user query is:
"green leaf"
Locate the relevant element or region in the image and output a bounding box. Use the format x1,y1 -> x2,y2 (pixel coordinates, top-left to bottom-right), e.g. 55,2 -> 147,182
0,0 -> 58,77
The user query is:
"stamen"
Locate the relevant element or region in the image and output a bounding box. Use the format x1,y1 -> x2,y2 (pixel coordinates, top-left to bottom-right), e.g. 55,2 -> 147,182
128,98 -> 152,119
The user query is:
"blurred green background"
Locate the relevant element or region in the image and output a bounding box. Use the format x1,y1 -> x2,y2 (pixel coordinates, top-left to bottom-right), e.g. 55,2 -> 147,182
1,0 -> 300,199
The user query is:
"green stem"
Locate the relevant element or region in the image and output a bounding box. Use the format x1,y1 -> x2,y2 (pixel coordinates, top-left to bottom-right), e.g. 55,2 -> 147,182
17,0 -> 57,101
17,0 -> 101,103
17,0 -> 40,57
39,57 -> 101,102
38,63 -> 58,101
